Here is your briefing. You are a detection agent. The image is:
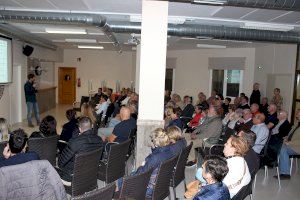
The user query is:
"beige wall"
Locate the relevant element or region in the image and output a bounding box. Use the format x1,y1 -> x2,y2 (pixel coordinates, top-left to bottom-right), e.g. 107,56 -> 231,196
55,49 -> 135,102
167,48 -> 256,102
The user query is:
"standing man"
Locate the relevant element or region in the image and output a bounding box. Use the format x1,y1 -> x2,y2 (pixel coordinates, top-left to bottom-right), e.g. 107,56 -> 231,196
24,74 -> 40,127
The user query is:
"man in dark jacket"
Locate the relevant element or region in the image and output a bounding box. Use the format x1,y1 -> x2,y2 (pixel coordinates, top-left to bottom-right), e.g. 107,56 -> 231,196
250,82 -> 261,105
58,116 -> 103,182
24,73 -> 40,127
181,96 -> 195,126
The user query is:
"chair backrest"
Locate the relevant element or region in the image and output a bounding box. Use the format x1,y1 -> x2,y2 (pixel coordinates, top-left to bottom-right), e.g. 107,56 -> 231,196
119,168 -> 154,200
231,178 -> 254,200
262,133 -> 271,157
209,144 -> 225,156
127,128 -> 137,158
106,140 -> 131,183
72,148 -> 102,197
72,183 -> 115,200
0,141 -> 7,159
28,135 -> 58,165
103,103 -> 115,125
151,155 -> 179,200
171,142 -> 193,188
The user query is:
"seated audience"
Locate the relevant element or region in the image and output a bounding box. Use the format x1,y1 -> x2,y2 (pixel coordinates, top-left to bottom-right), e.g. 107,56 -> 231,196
30,115 -> 57,138
0,118 -> 9,141
95,94 -> 109,121
167,107 -> 184,130
121,90 -> 132,106
81,102 -> 96,125
222,97 -> 231,116
265,103 -> 279,130
102,106 -> 136,143
235,109 -> 253,131
98,110 -> 121,137
133,128 -> 173,198
164,90 -> 171,105
193,156 -> 230,200
275,109 -> 300,180
221,108 -> 243,142
222,136 -> 251,198
207,90 -> 217,104
186,104 -> 205,132
91,87 -> 103,106
271,88 -> 283,111
250,103 -> 260,118
185,104 -> 223,165
0,129 -> 39,168
172,93 -> 185,110
266,110 -> 291,166
166,126 -> 187,156
181,96 -> 195,124
164,106 -> 174,128
259,97 -> 269,117
238,96 -> 250,110
251,113 -> 269,154
58,116 -> 103,182
250,83 -> 261,105
195,92 -> 207,106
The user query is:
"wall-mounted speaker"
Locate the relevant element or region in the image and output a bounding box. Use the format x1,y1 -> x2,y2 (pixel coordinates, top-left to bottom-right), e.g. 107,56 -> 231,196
23,45 -> 34,57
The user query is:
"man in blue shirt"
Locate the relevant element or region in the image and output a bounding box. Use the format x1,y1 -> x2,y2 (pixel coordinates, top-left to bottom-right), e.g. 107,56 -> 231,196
0,129 -> 39,168
24,73 -> 40,127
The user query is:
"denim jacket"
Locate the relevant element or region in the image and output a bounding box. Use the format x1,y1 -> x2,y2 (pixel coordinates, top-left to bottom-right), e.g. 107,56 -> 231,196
193,182 -> 230,200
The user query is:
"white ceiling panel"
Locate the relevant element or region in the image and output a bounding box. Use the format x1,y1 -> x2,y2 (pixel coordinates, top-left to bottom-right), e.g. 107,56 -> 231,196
213,7 -> 256,19
82,0 -> 141,13
13,0 -> 56,9
270,11 -> 300,24
242,9 -> 287,22
0,0 -> 23,7
48,0 -> 89,10
169,3 -> 221,18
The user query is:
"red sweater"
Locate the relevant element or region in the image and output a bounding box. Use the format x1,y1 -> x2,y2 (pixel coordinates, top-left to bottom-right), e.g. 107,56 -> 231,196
189,113 -> 202,127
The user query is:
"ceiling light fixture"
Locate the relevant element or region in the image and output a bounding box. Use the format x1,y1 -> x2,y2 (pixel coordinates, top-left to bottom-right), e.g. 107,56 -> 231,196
65,39 -> 97,43
45,28 -> 87,34
193,0 -> 226,5
130,14 -> 186,24
197,44 -> 226,48
241,22 -> 294,32
78,45 -> 104,49
88,32 -> 105,35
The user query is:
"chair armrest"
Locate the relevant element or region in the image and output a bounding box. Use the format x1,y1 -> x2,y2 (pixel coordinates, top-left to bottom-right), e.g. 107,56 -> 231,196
58,140 -> 68,144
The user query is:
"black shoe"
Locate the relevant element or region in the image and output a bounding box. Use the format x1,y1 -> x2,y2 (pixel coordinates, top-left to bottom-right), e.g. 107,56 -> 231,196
186,161 -> 197,168
273,174 -> 291,180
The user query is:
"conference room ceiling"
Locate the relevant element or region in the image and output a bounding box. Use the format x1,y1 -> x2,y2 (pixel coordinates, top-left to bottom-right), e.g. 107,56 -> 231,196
1,0 -> 300,51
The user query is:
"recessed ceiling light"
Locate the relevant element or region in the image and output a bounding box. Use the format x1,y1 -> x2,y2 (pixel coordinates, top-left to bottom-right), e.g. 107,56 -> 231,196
65,39 -> 97,43
45,28 -> 87,34
78,45 -> 104,49
241,22 -> 294,32
197,44 -> 226,49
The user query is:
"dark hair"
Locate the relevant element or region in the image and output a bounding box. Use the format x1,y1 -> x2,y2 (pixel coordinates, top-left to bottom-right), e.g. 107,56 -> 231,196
66,109 -> 76,121
172,107 -> 182,117
39,115 -> 57,136
9,129 -> 28,154
240,93 -> 246,97
108,88 -> 113,93
203,156 -> 229,182
225,97 -> 231,103
27,73 -> 35,80
101,94 -> 108,101
78,116 -> 92,131
243,96 -> 249,102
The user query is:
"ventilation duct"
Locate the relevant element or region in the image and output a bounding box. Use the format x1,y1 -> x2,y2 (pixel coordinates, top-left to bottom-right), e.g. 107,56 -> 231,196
164,0 -> 300,11
0,23 -> 57,50
0,10 -> 122,52
110,22 -> 300,44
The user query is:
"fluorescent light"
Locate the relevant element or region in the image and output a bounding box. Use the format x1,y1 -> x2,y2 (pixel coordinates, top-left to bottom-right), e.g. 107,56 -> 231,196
65,39 -> 97,43
130,14 -> 186,24
45,28 -> 87,34
197,44 -> 226,49
241,22 -> 294,32
98,42 -> 114,44
193,0 -> 226,5
78,45 -> 104,49
88,32 -> 105,35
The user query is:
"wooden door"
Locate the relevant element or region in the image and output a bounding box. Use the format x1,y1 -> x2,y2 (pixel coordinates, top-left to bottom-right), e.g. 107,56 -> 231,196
58,67 -> 76,104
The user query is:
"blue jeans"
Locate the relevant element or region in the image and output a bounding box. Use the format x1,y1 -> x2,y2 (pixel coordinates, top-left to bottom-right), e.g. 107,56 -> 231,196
279,144 -> 297,175
26,102 -> 40,125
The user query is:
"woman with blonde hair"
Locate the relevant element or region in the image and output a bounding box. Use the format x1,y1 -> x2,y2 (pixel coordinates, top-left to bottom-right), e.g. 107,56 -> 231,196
164,106 -> 174,128
166,125 -> 187,156
133,128 -> 173,198
80,102 -> 96,124
0,118 -> 9,141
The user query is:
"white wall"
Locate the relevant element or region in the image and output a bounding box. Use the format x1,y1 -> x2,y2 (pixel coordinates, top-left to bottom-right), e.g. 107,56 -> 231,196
254,44 -> 297,118
55,49 -> 135,102
167,48 -> 256,102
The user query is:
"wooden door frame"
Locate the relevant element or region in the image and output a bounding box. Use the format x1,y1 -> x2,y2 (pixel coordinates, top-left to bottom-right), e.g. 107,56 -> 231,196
58,67 -> 76,104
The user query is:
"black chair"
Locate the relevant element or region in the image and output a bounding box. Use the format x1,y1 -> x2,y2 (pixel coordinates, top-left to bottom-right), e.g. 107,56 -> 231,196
73,96 -> 90,112
98,140 -> 131,184
209,144 -> 224,156
28,135 -> 58,166
258,133 -> 271,178
116,168 -> 154,200
0,141 -> 7,159
64,148 -> 102,197
146,155 -> 179,200
231,178 -> 255,200
170,142 -> 193,199
71,183 -> 115,200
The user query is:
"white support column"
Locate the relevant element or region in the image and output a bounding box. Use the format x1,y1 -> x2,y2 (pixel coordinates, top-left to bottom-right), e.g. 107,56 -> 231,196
135,44 -> 141,93
136,0 -> 169,167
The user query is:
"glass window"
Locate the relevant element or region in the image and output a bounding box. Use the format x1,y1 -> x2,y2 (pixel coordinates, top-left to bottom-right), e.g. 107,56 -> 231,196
212,70 -> 224,95
226,70 -> 241,97
165,68 -> 173,91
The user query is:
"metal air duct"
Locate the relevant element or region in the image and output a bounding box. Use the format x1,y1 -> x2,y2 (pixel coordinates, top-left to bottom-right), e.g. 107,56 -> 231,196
110,22 -> 300,44
164,0 -> 300,11
0,10 -> 122,52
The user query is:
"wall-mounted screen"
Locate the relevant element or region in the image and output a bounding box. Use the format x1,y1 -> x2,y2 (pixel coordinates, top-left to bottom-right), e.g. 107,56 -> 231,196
0,36 -> 12,84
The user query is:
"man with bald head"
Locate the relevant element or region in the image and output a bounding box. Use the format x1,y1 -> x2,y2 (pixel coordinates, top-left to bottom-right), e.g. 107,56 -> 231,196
104,106 -> 136,143
251,113 -> 269,154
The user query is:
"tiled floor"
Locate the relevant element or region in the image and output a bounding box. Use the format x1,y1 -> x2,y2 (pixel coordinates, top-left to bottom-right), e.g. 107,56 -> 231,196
12,104 -> 300,200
